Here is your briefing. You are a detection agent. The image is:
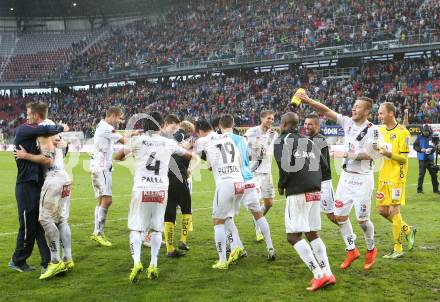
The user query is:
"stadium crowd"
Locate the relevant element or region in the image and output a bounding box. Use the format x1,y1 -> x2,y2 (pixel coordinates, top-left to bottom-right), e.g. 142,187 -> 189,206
1,56 -> 440,140
60,0 -> 440,79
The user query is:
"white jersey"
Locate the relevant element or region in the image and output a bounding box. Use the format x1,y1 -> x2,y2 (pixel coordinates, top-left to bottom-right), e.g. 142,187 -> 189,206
125,133 -> 186,192
195,132 -> 243,185
90,120 -> 122,172
39,119 -> 69,180
245,126 -> 278,174
336,114 -> 378,175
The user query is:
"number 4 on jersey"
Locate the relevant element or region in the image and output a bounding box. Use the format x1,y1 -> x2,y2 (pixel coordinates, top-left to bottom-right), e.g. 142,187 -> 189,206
145,152 -> 160,175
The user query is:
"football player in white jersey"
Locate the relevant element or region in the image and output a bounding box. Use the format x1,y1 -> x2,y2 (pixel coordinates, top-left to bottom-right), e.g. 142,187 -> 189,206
219,115 -> 275,263
194,120 -> 245,270
296,92 -> 379,271
245,110 -> 278,241
89,106 -> 125,247
115,112 -> 193,282
15,118 -> 73,280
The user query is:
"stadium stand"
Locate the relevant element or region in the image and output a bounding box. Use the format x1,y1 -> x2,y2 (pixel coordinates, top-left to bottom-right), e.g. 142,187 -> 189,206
0,31 -> 103,82
1,56 -> 439,140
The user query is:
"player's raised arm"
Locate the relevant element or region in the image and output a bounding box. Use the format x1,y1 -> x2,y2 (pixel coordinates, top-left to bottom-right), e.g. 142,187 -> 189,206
295,91 -> 337,122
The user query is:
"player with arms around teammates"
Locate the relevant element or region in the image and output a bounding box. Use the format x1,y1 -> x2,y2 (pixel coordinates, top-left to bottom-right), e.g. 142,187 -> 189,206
376,102 -> 416,259
296,91 -> 379,271
16,115 -> 74,279
245,110 -> 278,242
115,112 -> 193,283
89,106 -> 126,247
194,120 -> 244,270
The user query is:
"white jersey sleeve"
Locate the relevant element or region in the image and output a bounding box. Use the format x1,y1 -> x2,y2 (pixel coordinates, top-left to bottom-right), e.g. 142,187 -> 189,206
336,114 -> 351,130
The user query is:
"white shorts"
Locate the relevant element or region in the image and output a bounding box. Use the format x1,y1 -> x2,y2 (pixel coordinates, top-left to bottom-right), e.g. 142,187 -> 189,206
39,176 -> 71,224
234,180 -> 262,215
285,192 -> 321,233
128,190 -> 168,232
91,170 -> 112,198
320,179 -> 335,214
255,173 -> 275,199
213,180 -> 244,220
334,171 -> 374,221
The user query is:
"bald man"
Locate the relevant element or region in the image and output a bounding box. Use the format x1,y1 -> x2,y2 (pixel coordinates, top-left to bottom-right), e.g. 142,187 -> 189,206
274,112 -> 334,291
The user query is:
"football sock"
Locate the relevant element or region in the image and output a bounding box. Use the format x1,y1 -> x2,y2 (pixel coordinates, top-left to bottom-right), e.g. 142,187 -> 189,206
214,224 -> 227,262
41,221 -> 61,263
338,219 -> 356,250
252,216 -> 261,235
256,216 -> 273,249
391,214 -> 404,253
260,204 -> 266,215
400,215 -> 411,236
129,231 -> 142,264
93,205 -> 99,234
180,214 -> 192,243
59,220 -> 72,261
294,239 -> 323,279
310,238 -> 332,276
150,231 -> 162,267
164,222 -> 175,253
97,206 -> 108,235
359,220 -> 375,251
225,218 -> 243,249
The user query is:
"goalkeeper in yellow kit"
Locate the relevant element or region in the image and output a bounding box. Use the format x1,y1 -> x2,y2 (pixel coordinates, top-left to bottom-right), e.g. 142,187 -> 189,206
376,102 -> 416,259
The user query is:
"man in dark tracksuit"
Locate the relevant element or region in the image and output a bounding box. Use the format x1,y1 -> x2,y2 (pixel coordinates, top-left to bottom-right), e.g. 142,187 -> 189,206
9,103 -> 65,272
413,124 -> 439,194
274,112 -> 334,292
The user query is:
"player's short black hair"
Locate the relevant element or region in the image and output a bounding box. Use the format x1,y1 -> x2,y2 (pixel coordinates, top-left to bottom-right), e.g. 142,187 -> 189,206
211,116 -> 220,129
305,114 -> 320,124
143,111 -> 163,131
219,114 -> 235,128
195,120 -> 213,132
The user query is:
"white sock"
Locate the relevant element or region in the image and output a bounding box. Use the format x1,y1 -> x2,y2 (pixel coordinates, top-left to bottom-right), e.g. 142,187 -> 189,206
97,206 -> 108,235
256,216 -> 273,249
260,204 -> 266,214
338,219 -> 356,250
294,239 -> 323,279
41,221 -> 61,263
129,231 -> 142,265
93,205 -> 99,234
224,218 -> 244,250
214,224 -> 227,262
252,216 -> 261,235
59,221 -> 72,261
310,237 -> 332,276
359,220 -> 375,251
150,231 -> 162,267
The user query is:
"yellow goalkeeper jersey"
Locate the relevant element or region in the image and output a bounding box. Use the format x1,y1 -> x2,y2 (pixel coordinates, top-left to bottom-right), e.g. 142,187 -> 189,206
378,124 -> 411,185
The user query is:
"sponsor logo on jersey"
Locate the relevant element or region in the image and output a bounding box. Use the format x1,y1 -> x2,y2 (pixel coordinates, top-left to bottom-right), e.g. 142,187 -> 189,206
376,192 -> 385,200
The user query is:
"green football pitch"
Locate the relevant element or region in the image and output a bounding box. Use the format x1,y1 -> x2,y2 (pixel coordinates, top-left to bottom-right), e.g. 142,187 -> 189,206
0,152 -> 439,301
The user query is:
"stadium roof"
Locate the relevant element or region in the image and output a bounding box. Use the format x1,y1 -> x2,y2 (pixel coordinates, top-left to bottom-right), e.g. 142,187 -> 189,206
0,0 -> 178,18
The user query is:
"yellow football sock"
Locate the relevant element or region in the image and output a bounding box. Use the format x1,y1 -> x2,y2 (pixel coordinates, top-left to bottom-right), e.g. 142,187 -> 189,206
180,214 -> 192,244
392,214 -> 404,253
401,219 -> 411,236
164,222 -> 175,253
